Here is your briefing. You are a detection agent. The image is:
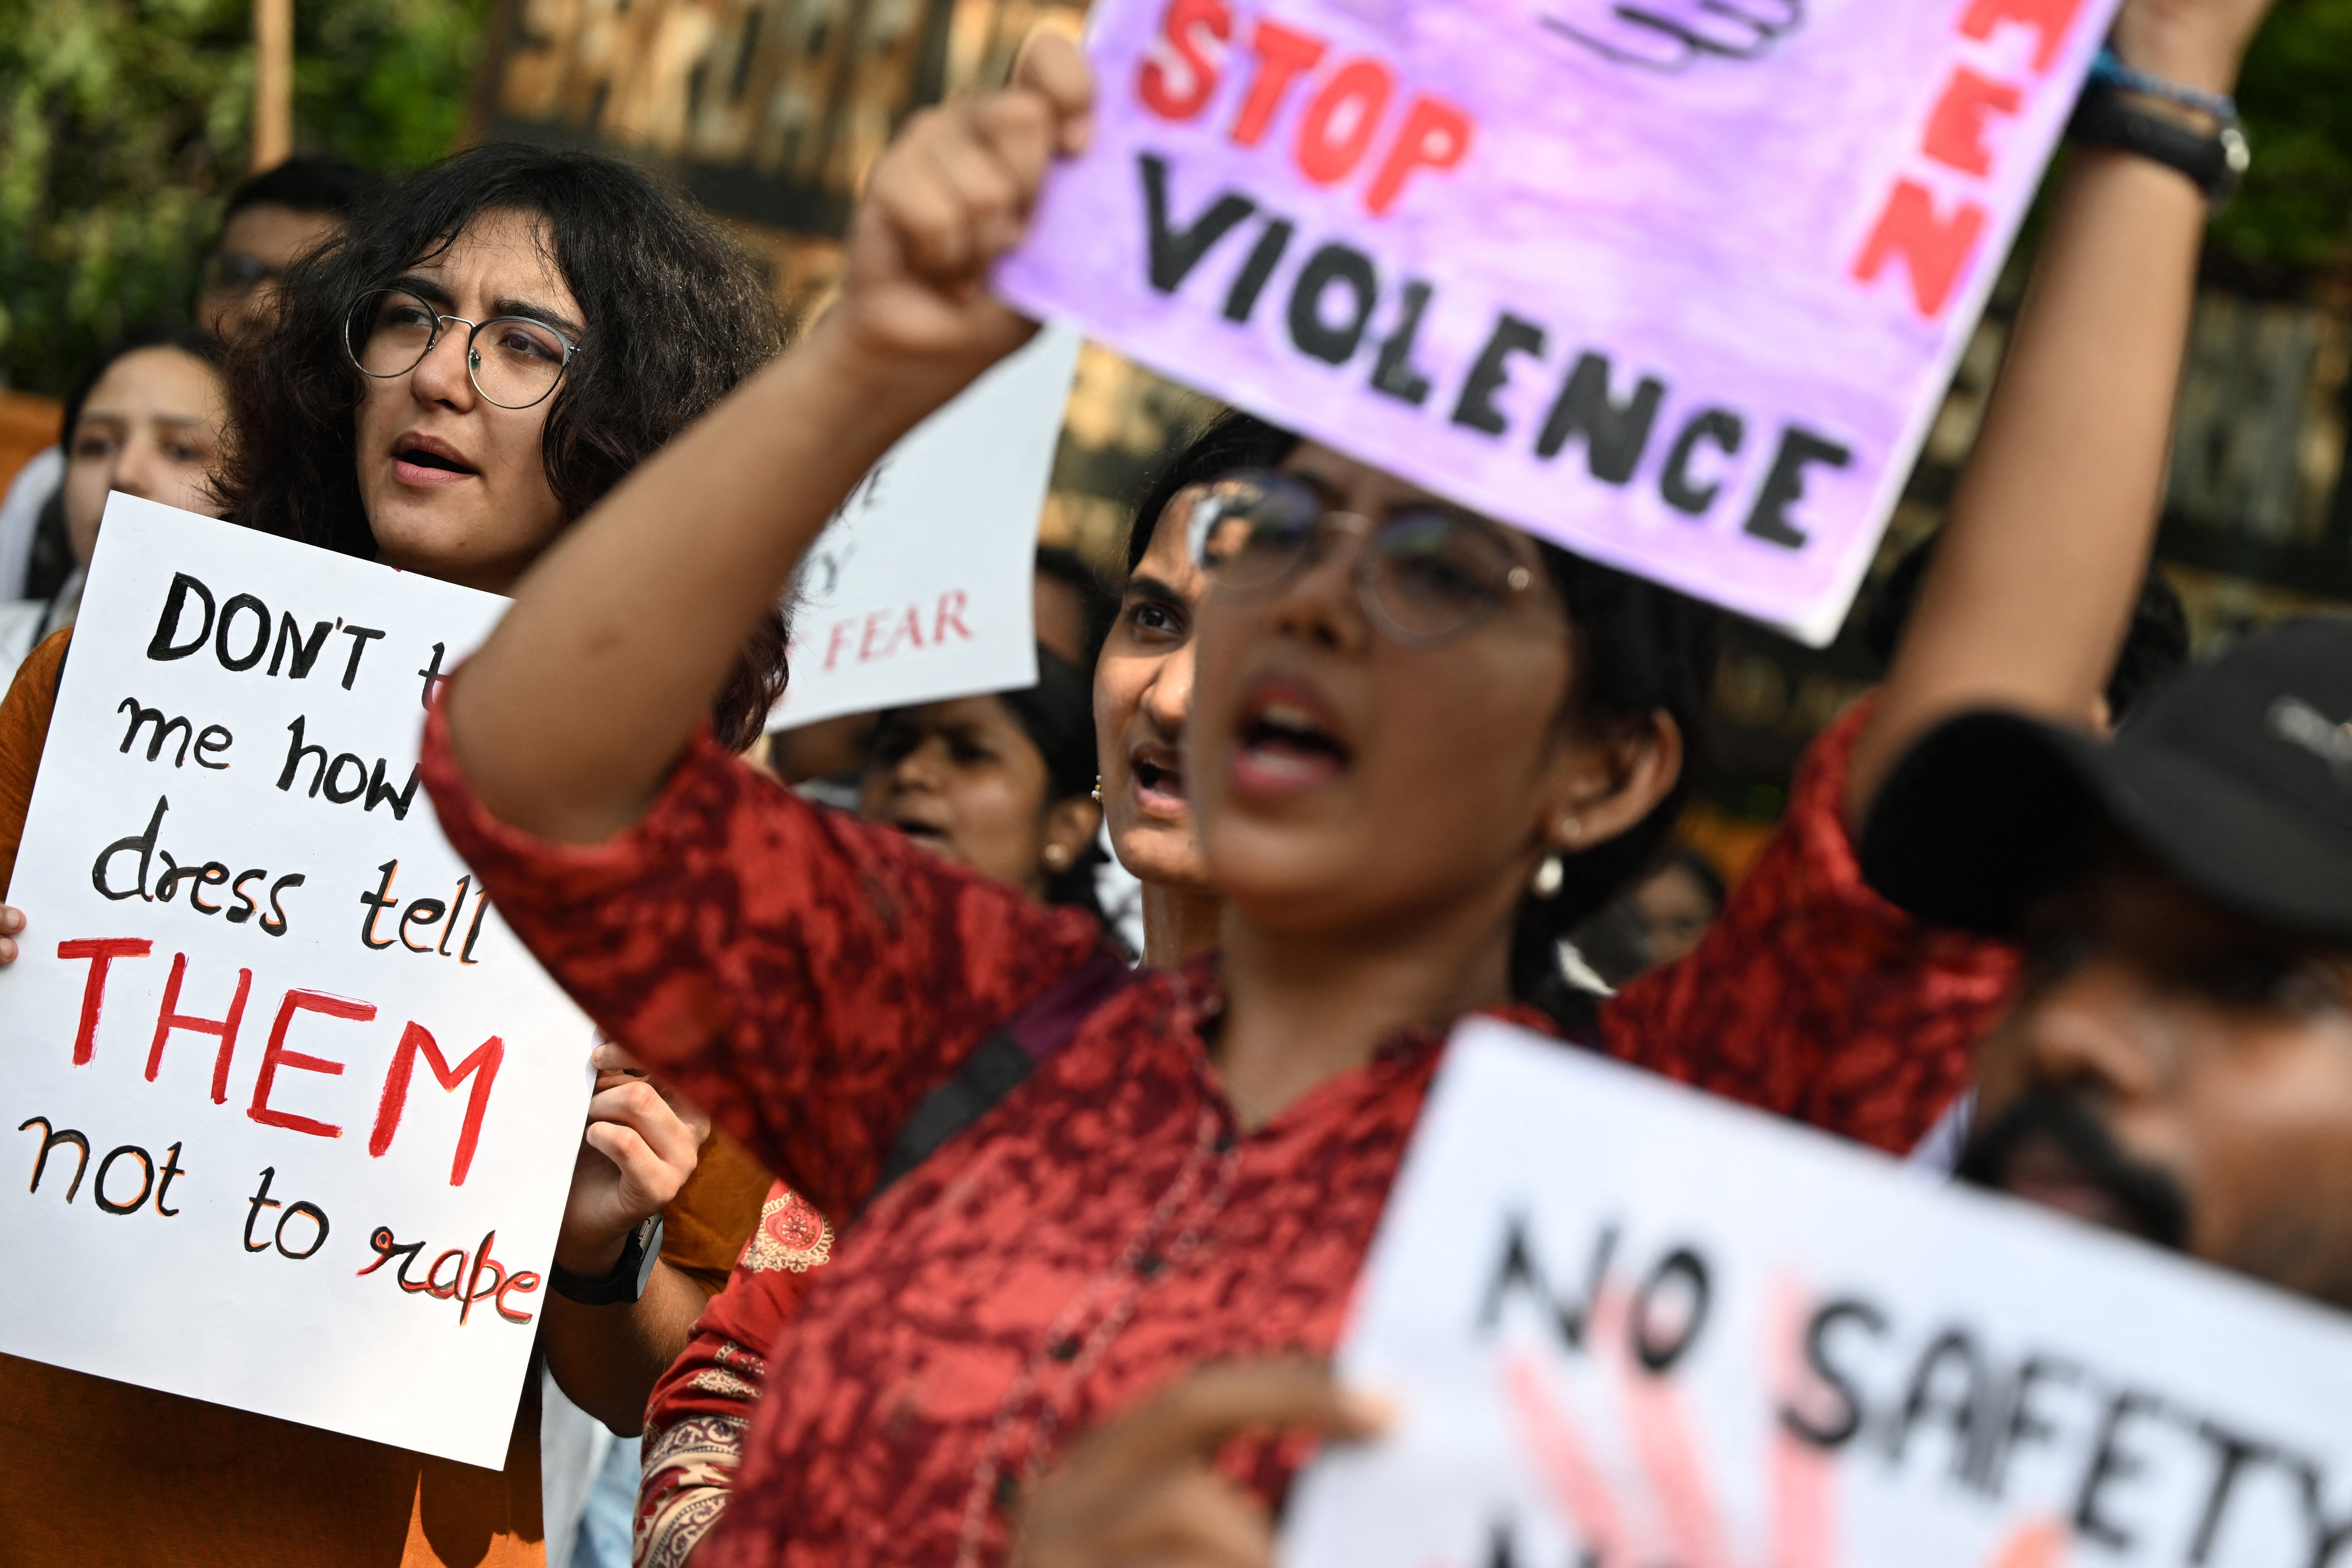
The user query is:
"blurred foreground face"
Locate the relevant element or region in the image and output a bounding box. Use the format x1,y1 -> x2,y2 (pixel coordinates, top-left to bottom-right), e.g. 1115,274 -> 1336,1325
1965,852 -> 2352,1309
351,207 -> 577,593
200,202 -> 346,341
1187,443 -> 1587,936
63,347 -> 229,568
861,695 -> 1061,900
1097,499 -> 1213,896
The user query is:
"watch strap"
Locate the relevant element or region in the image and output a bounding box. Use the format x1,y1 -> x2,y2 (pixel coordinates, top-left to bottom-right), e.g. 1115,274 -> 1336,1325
549,1214 -> 664,1305
2068,82 -> 2249,206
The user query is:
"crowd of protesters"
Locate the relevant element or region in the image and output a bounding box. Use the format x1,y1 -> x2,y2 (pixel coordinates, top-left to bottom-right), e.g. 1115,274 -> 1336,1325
2,0 -> 2348,1558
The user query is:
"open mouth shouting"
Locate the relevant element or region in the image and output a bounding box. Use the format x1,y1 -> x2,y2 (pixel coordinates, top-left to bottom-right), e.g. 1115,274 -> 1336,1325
1129,743 -> 1188,820
1231,676 -> 1353,802
887,813 -> 955,857
392,432 -> 481,485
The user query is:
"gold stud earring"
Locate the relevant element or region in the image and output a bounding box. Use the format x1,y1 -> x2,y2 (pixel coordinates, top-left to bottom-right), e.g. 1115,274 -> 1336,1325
1090,777 -> 1103,803
1559,815 -> 1584,844
1043,843 -> 1071,871
1531,853 -> 1565,899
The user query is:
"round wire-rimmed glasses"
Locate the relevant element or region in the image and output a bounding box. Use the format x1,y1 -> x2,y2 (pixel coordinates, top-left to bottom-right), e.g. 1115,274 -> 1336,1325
343,286 -> 580,410
1186,467 -> 1538,649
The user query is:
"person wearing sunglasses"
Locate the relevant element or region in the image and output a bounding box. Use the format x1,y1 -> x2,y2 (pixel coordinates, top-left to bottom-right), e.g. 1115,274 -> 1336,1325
0,144 -> 791,1568
420,0 -> 2265,1554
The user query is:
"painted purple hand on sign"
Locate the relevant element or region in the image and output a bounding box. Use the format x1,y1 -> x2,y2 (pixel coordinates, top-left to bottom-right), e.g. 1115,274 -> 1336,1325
1537,0 -> 1804,72
996,0 -> 2118,642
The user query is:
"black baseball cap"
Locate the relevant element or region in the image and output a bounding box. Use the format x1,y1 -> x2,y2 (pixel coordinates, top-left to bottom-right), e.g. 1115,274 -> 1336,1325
1860,617 -> 2352,944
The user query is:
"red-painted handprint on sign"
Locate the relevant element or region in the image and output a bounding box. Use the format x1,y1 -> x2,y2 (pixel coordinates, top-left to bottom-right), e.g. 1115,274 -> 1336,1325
1282,1026 -> 2352,1568
1497,1283 -> 2067,1568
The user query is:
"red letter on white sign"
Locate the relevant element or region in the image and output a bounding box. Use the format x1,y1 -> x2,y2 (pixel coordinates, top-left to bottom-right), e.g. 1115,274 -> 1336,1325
368,1021 -> 504,1186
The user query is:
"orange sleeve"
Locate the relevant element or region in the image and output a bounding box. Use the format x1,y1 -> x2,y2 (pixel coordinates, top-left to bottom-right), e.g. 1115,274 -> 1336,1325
659,1131 -> 776,1298
0,628 -> 70,900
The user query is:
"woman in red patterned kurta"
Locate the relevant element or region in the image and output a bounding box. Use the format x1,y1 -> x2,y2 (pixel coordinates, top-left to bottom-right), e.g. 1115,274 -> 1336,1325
425,26 -> 2194,1567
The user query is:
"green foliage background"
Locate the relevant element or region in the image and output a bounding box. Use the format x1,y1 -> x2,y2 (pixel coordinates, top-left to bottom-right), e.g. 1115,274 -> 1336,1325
0,0 -> 2346,396
0,0 -> 488,396
2219,0 -> 2352,274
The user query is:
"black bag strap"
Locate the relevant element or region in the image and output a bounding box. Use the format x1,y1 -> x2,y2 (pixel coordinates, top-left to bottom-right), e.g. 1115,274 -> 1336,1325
870,947 -> 1135,1199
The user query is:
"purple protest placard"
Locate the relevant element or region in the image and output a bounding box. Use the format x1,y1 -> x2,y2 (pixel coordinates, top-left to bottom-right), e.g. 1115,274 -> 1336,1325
993,0 -> 2119,642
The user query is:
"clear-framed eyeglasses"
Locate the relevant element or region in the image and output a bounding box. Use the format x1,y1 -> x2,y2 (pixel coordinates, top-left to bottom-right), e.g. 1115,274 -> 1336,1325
1186,467 -> 1539,649
343,286 -> 579,411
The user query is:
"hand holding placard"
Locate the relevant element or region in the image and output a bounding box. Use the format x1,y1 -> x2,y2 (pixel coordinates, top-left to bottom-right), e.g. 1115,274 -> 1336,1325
826,33 -> 1093,403
0,498 -> 594,1468
1012,1360 -> 1387,1568
1282,1021 -> 2352,1568
996,0 -> 2123,642
756,44 -> 1094,733
556,1042 -> 710,1277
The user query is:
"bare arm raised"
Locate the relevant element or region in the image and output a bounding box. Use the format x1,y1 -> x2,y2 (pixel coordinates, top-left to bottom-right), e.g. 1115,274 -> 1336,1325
1845,0 -> 2276,823
446,38 -> 1093,845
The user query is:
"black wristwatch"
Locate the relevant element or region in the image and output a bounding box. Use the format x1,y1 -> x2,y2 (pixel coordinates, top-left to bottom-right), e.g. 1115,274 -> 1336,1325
549,1215 -> 664,1305
2069,81 -> 2250,207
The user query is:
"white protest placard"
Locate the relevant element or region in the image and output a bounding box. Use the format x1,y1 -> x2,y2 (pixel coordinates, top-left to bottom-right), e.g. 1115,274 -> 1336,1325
1284,1020 -> 2352,1568
0,498 -> 592,1469
770,323 -> 1082,730
995,0 -> 2118,643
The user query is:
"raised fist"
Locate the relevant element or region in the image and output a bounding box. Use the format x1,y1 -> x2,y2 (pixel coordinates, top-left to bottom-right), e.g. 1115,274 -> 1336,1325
1536,0 -> 1803,71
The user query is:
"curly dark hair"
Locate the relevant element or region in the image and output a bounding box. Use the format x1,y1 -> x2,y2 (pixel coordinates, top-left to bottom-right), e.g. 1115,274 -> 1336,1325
213,142 -> 791,748
1123,412 -> 1719,1027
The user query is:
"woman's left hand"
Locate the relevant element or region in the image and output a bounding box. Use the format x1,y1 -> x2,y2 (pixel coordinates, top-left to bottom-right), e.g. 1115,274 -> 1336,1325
1012,1360 -> 1388,1568
0,904 -> 23,964
554,1042 -> 711,1278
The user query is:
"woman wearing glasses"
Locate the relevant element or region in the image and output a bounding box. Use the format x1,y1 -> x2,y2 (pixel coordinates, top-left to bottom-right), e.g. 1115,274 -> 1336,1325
422,0 -> 2254,1553
0,143 -> 785,1568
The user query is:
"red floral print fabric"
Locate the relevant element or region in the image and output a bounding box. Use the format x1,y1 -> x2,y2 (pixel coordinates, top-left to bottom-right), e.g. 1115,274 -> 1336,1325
421,696 -> 2014,1568
1601,698 -> 2022,1153
637,1181 -> 832,1568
